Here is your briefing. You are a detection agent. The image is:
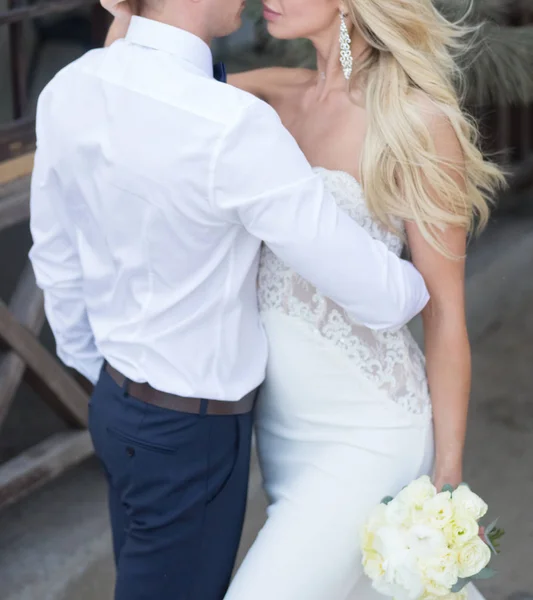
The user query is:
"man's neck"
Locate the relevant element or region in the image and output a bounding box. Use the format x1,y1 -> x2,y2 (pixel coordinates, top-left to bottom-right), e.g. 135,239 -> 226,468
141,8 -> 212,46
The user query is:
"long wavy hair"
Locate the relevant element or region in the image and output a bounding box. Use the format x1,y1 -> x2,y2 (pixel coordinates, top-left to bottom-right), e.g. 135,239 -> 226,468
344,0 -> 505,256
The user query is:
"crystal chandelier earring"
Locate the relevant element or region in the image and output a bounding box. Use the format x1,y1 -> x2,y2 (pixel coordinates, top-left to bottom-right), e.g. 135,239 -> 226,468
339,11 -> 353,80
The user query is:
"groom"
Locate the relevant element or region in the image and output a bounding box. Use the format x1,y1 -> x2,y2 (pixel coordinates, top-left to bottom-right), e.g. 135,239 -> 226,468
29,0 -> 429,598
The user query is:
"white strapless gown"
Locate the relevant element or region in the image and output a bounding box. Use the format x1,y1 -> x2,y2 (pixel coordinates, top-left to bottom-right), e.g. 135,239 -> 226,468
225,169 -> 486,600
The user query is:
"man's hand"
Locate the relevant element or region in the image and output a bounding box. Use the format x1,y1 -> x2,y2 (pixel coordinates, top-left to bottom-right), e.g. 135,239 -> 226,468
101,0 -> 135,46
101,0 -> 134,21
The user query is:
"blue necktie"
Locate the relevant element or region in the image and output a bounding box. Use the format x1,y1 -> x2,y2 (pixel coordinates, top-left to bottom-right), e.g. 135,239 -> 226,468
213,62 -> 227,83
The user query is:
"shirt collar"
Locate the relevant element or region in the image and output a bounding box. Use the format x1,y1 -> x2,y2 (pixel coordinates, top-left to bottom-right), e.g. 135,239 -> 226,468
125,16 -> 213,78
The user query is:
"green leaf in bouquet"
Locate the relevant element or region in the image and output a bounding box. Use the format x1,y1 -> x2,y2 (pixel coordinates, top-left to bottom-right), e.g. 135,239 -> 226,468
485,518 -> 500,535
451,577 -> 472,593
484,537 -> 498,555
484,517 -> 505,554
488,528 -> 505,554
441,484 -> 455,494
381,496 -> 394,505
471,567 -> 497,580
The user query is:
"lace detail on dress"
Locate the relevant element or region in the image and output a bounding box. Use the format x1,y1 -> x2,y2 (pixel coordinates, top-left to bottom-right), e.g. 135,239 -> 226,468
258,168 -> 431,415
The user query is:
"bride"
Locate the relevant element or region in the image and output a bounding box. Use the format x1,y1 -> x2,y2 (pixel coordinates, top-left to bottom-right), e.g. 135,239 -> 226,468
223,1 -> 502,598
103,0 -> 503,597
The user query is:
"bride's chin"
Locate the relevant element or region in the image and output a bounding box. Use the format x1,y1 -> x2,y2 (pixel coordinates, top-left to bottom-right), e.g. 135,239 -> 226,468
265,27 -> 296,41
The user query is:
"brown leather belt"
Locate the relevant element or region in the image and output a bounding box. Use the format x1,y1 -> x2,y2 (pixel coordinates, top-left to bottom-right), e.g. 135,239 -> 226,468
105,363 -> 256,416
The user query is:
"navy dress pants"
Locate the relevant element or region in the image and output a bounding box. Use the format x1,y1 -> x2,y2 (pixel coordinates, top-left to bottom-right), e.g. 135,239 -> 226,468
88,368 -> 254,600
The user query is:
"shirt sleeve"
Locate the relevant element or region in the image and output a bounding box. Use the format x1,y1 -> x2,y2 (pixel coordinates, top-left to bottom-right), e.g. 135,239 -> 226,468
210,98 -> 429,330
29,96 -> 104,384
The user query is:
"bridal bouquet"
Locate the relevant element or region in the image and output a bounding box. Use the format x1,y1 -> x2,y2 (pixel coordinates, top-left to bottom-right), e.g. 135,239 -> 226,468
361,476 -> 504,600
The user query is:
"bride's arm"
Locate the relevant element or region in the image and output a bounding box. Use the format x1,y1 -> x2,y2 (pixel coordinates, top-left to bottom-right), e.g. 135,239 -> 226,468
228,69 -> 284,101
228,68 -> 312,102
405,107 -> 470,492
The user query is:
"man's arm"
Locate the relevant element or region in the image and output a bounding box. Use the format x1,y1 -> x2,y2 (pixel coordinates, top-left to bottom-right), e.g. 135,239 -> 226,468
211,98 -> 429,330
29,96 -> 104,384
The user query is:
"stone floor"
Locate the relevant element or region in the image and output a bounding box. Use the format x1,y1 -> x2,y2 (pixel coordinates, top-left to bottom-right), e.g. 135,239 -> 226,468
463,289 -> 533,599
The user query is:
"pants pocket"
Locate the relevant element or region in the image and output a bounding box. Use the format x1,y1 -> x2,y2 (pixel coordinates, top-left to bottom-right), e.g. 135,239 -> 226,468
206,416 -> 241,505
106,425 -> 178,455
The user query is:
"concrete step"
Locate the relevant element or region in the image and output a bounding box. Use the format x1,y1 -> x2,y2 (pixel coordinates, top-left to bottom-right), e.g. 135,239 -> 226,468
0,459 -> 112,600
0,454 -> 268,600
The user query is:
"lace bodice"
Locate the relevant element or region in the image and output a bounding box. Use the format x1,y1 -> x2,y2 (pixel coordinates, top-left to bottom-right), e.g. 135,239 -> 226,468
258,167 -> 431,415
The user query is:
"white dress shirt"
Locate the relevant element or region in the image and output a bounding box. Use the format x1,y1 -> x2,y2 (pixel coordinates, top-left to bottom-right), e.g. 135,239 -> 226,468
29,16 -> 429,400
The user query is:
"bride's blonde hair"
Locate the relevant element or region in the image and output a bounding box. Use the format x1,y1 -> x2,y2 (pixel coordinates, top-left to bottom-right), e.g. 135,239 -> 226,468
344,0 -> 505,256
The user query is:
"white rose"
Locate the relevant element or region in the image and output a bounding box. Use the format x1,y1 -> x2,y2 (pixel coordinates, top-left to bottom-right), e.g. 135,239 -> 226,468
396,476 -> 437,511
385,497 -> 412,526
421,492 -> 454,530
371,527 -> 425,599
374,553 -> 425,600
421,548 -> 460,590
444,511 -> 480,548
373,577 -> 409,600
422,592 -> 467,600
362,505 -> 395,587
452,485 -> 488,521
365,503 -> 388,532
374,525 -> 411,560
387,563 -> 425,600
423,579 -> 452,597
361,504 -> 387,564
363,554 -> 385,581
361,525 -> 376,559
406,524 -> 448,560
373,575 -> 424,600
457,537 -> 491,578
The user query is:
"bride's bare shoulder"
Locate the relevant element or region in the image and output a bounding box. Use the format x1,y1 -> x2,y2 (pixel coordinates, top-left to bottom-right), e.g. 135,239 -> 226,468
228,67 -> 315,103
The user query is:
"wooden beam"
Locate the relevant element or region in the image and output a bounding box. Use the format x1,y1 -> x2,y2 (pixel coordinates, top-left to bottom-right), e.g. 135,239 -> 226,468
0,153 -> 34,185
9,17 -> 26,120
0,120 -> 35,164
0,263 -> 45,428
0,431 -> 93,511
0,298 -> 89,427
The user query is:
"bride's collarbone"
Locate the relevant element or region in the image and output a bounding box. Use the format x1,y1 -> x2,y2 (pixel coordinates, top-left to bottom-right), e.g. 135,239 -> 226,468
264,76 -> 367,181
277,112 -> 366,179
